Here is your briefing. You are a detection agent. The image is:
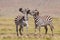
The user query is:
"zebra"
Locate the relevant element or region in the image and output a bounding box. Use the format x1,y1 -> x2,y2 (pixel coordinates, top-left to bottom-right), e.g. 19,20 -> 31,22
15,15 -> 27,36
15,8 -> 30,36
28,9 -> 54,36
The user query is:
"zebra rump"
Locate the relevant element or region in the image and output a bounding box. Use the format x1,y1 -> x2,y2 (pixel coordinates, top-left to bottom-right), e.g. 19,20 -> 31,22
15,15 -> 27,26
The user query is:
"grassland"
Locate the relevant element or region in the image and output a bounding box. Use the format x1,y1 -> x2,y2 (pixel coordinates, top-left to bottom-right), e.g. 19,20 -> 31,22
0,17 -> 60,40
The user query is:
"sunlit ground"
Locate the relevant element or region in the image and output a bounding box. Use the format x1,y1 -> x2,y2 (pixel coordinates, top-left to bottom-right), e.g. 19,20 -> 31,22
0,17 -> 60,40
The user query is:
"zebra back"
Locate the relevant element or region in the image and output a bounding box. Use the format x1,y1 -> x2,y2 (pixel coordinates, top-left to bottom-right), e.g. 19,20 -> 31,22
41,15 -> 52,22
14,15 -> 24,23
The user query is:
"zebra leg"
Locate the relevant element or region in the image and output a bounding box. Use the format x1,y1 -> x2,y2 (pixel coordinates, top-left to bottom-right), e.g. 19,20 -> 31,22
35,25 -> 38,34
19,25 -> 23,35
26,21 -> 29,35
16,24 -> 19,36
22,26 -> 23,32
21,26 -> 24,35
26,25 -> 28,33
49,24 -> 54,36
44,25 -> 48,34
39,27 -> 41,34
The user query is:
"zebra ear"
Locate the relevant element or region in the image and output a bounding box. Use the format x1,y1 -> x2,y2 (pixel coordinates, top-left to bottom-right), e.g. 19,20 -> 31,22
19,8 -> 22,12
36,11 -> 39,15
27,10 -> 30,14
34,9 -> 39,15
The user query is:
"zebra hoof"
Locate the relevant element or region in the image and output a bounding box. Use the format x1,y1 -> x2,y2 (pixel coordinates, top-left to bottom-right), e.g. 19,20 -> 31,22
20,33 -> 23,36
52,34 -> 54,36
17,34 -> 19,36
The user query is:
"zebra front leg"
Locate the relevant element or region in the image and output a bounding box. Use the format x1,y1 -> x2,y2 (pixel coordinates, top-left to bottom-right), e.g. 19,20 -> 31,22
34,26 -> 38,36
35,26 -> 38,34
44,25 -> 48,35
26,25 -> 29,36
16,25 -> 19,36
38,26 -> 41,36
26,21 -> 29,36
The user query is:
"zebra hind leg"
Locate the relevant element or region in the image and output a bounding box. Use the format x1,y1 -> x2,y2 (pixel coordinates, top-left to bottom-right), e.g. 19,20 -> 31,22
44,25 -> 48,35
49,24 -> 54,36
38,26 -> 41,36
19,25 -> 23,36
50,26 -> 54,36
16,25 -> 19,36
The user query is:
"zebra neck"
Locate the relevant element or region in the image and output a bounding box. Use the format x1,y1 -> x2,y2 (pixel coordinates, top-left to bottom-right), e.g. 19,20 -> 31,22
34,16 -> 39,21
24,13 -> 28,21
34,15 -> 39,19
33,15 -> 43,22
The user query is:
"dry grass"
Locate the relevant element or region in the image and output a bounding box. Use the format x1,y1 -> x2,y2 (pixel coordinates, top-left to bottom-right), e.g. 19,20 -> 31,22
0,17 -> 60,40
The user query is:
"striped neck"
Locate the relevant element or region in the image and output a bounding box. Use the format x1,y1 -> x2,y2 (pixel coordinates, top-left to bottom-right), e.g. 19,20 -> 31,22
24,13 -> 28,21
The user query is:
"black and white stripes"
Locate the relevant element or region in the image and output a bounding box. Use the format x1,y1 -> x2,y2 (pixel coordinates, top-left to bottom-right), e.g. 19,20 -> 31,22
29,10 -> 54,35
15,15 -> 26,26
14,8 -> 54,36
35,15 -> 53,26
15,8 -> 30,36
15,15 -> 27,36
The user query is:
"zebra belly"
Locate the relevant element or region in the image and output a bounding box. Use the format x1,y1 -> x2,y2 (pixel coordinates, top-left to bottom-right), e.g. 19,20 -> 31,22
36,19 -> 45,25
36,20 -> 48,27
36,21 -> 50,27
22,21 -> 28,27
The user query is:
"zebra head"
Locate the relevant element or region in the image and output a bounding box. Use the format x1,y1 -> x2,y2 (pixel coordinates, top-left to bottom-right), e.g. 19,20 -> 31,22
19,8 -> 30,14
29,9 -> 39,17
